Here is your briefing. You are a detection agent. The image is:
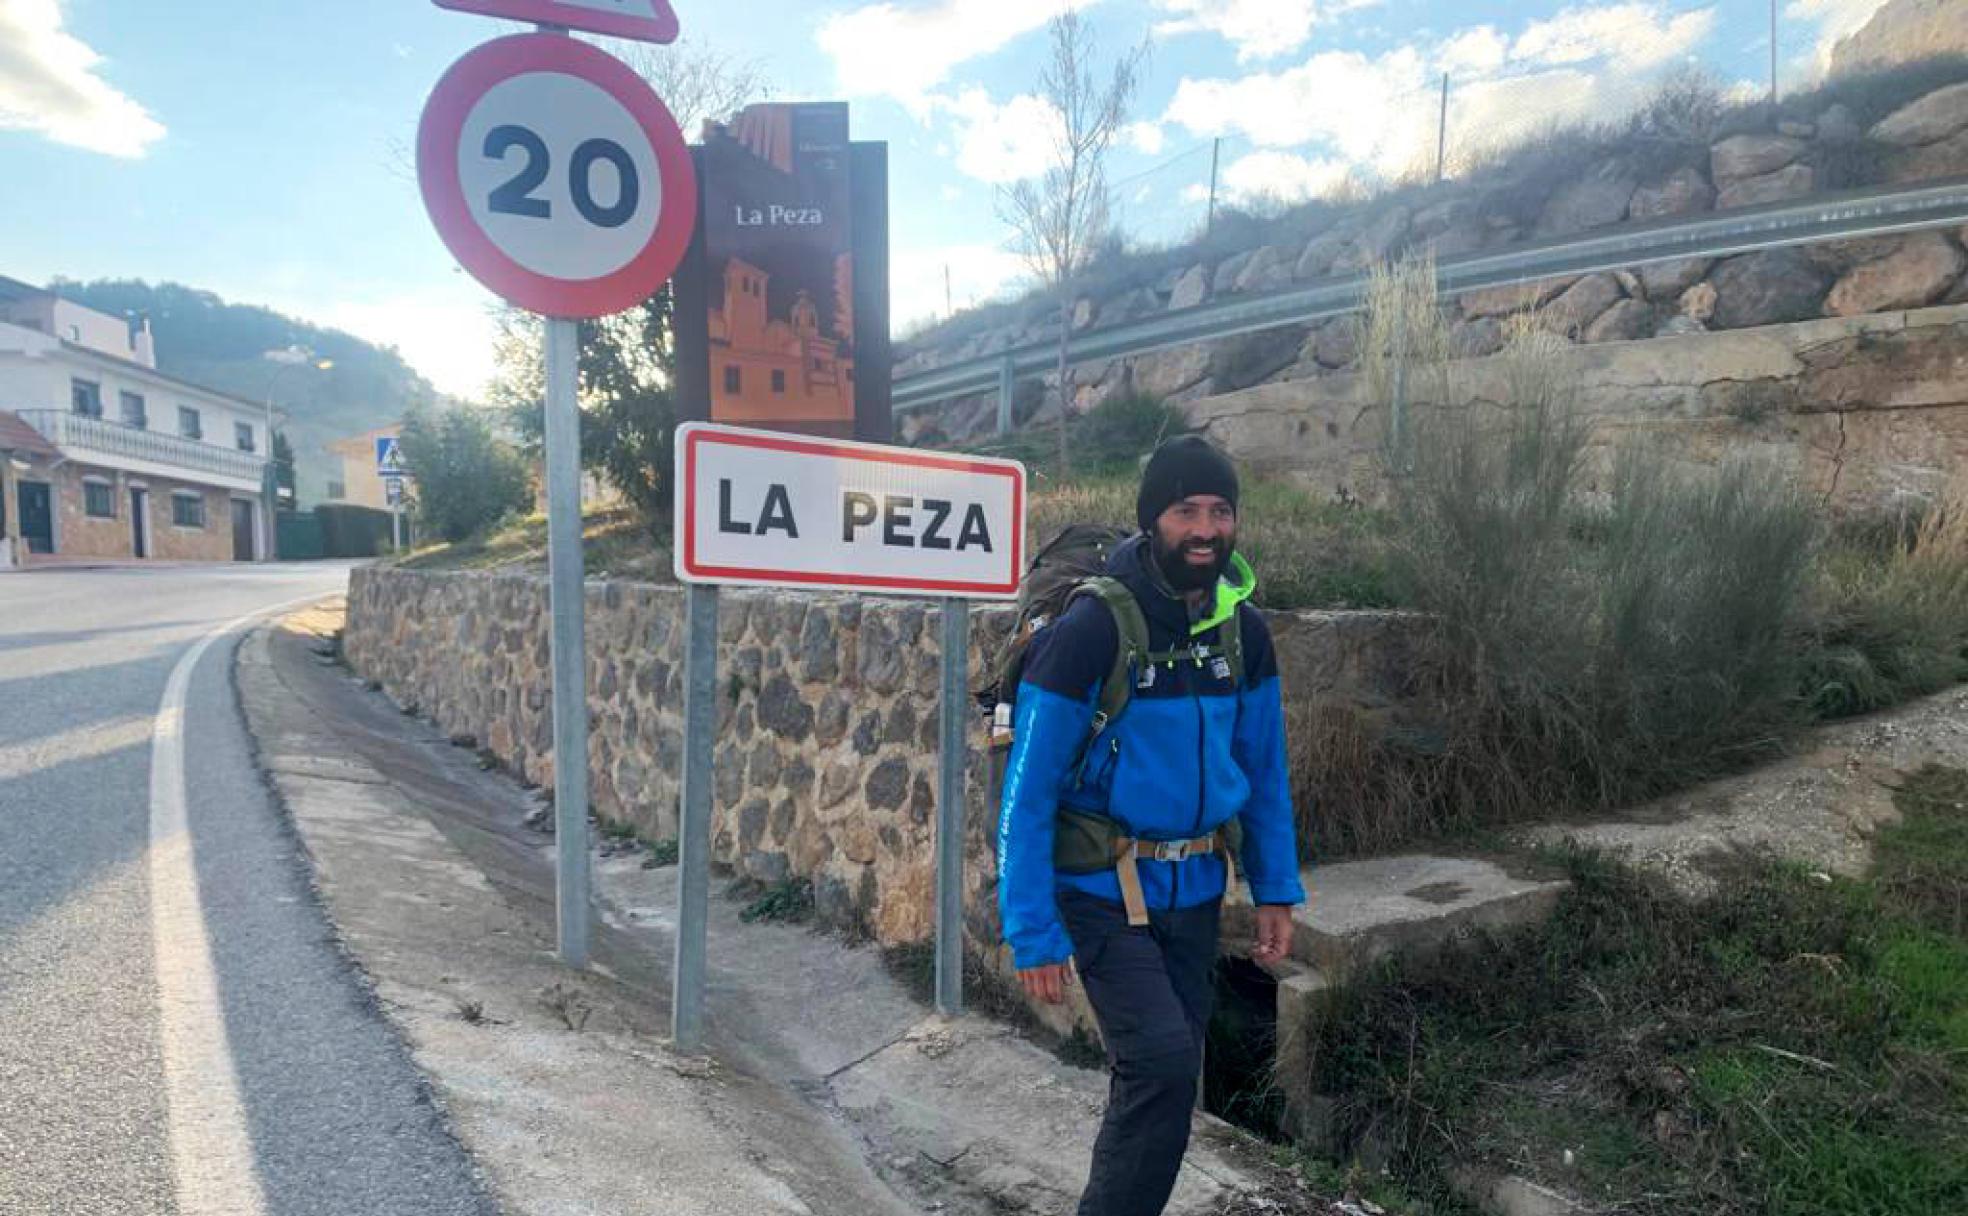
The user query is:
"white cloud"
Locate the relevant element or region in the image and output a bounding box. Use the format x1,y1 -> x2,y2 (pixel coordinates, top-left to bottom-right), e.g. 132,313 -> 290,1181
1218,149 -> 1355,205
1163,45 -> 1431,172
0,0 -> 164,156
1785,0 -> 1893,77
1126,121 -> 1167,155
1511,4 -> 1715,70
1152,0 -> 1382,63
1162,3 -> 1724,183
815,0 -> 1084,112
893,242 -> 1028,332
938,88 -> 1060,184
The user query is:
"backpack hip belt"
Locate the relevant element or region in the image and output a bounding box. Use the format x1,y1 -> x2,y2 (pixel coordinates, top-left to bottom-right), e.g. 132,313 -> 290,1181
1055,807 -> 1242,927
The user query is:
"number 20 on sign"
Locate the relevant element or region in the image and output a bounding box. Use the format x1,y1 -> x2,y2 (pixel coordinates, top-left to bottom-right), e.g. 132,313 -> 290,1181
416,33 -> 695,317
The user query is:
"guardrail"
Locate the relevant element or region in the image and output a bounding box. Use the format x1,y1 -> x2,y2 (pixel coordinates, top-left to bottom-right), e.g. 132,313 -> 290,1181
891,177 -> 1968,418
16,409 -> 268,485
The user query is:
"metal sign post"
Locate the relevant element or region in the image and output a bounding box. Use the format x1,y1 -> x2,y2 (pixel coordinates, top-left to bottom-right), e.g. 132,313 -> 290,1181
543,316 -> 592,965
419,14 -> 696,971
935,599 -> 969,1015
672,583 -> 718,1050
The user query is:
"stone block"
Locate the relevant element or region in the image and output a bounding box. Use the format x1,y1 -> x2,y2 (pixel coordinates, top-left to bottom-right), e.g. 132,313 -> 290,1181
1629,165 -> 1714,220
1870,80 -> 1968,147
1708,248 -> 1832,329
1284,854 -> 1570,977
1536,273 -> 1622,338
1583,298 -> 1655,344
1825,231 -> 1967,316
1536,158 -> 1636,235
1234,245 -> 1294,293
1167,263 -> 1209,310
1716,161 -> 1814,209
1212,251 -> 1254,295
1709,133 -> 1805,187
1460,276 -> 1573,318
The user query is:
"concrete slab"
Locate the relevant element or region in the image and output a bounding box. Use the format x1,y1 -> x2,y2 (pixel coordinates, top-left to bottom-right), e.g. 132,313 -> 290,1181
1230,855 -> 1569,977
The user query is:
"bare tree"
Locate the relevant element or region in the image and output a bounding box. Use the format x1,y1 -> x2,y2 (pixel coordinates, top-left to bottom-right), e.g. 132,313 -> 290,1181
615,39 -> 768,137
998,13 -> 1146,473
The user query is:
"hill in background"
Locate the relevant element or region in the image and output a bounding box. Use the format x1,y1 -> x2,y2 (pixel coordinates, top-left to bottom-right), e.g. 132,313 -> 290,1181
53,278 -> 442,506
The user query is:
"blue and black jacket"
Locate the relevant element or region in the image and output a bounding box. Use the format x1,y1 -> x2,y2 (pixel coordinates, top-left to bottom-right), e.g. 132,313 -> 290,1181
996,534 -> 1308,970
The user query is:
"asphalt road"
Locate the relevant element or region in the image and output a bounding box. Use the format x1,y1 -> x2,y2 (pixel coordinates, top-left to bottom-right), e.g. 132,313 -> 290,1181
0,564 -> 497,1216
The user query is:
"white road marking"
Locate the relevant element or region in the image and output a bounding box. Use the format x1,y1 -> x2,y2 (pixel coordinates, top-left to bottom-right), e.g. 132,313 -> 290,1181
0,716 -> 154,781
149,594 -> 330,1216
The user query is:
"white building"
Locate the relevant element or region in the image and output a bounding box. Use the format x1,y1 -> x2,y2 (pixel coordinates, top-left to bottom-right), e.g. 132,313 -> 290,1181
0,276 -> 273,566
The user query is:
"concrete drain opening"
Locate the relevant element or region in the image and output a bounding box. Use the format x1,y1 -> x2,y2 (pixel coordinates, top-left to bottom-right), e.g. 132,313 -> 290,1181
1204,955 -> 1286,1140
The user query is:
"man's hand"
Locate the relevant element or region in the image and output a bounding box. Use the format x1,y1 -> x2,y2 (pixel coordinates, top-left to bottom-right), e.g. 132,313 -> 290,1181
1019,962 -> 1074,1005
1250,905 -> 1295,967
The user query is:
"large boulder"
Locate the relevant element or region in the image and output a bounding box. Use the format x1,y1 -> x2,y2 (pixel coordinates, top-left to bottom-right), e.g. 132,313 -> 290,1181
1334,205 -> 1412,273
1450,316 -> 1506,358
1708,249 -> 1834,329
1824,232 -> 1968,316
1235,245 -> 1296,293
1869,81 -> 1968,147
1132,344 -> 1213,398
1637,257 -> 1714,300
1537,159 -> 1638,235
1167,264 -> 1209,310
1716,162 -> 1815,209
1213,251 -> 1255,295
1460,276 -> 1575,318
1311,320 -> 1360,369
1209,326 -> 1308,392
1628,166 -> 1715,220
1710,134 -> 1806,187
1832,1 -> 1968,77
1885,127 -> 1968,184
1583,298 -> 1656,344
1537,273 -> 1623,338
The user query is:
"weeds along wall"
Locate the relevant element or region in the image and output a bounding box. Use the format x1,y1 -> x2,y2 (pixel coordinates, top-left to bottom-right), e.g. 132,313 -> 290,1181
342,568 -> 1422,950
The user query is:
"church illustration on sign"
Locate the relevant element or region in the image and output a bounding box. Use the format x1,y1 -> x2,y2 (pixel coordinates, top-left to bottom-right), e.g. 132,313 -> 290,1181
709,253 -> 854,426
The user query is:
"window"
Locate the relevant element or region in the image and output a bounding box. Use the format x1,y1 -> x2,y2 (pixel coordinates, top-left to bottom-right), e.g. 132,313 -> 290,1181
178,406 -> 202,440
771,369 -> 786,394
234,421 -> 256,453
84,481 -> 115,519
723,366 -> 742,394
71,379 -> 102,417
326,479 -> 347,500
120,391 -> 147,429
171,493 -> 206,529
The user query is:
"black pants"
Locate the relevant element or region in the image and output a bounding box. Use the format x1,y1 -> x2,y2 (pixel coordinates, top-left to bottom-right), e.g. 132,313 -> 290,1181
1058,889 -> 1221,1216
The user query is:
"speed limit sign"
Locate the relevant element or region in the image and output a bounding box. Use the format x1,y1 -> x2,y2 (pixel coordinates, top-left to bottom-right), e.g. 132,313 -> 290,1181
416,34 -> 695,317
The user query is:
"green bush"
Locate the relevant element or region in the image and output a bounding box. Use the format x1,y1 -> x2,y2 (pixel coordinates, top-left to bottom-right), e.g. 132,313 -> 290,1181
399,402 -> 533,543
1802,487 -> 1968,718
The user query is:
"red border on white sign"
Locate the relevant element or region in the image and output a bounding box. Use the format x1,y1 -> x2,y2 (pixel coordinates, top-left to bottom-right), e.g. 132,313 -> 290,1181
433,0 -> 680,46
416,34 -> 696,318
676,424 -> 1026,598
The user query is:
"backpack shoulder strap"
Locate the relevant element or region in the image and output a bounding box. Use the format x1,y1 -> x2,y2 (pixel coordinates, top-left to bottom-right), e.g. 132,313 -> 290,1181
1071,576 -> 1149,733
1221,603 -> 1246,688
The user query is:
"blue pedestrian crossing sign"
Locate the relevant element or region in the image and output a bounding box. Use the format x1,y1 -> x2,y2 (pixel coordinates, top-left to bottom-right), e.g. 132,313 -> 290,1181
376,436 -> 406,476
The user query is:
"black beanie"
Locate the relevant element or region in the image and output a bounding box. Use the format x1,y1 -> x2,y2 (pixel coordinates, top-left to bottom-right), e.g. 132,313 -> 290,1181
1136,436 -> 1239,533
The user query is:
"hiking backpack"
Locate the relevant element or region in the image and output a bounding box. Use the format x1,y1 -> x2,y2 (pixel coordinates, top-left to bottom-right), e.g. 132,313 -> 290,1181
982,524 -> 1243,756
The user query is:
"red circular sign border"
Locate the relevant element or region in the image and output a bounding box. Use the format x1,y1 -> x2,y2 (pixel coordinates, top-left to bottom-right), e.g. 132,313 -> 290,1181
417,34 -> 697,318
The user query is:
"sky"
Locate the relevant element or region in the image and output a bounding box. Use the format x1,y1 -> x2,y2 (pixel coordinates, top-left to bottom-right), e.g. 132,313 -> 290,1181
0,0 -> 1894,400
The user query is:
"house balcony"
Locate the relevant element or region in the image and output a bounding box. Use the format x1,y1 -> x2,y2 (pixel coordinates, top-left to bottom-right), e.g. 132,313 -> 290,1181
15,409 -> 268,492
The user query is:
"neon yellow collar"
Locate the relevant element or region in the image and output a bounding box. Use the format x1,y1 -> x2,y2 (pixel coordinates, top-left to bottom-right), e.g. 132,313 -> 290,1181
1192,553 -> 1256,636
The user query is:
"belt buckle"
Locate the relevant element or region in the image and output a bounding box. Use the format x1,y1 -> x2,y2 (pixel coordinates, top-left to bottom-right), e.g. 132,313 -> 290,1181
1157,840 -> 1190,863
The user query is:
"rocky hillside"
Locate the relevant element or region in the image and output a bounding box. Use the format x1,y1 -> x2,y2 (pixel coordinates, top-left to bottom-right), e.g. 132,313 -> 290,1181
1833,0 -> 1968,78
899,67 -> 1968,446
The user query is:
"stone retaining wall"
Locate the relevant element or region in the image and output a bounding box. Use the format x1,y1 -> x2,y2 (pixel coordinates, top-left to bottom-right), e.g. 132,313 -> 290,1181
1192,301 -> 1968,512
344,568 -> 1418,952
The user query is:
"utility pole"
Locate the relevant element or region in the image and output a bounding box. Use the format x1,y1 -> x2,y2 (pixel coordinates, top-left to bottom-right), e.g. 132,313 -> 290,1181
1769,0 -> 1779,109
944,263 -> 953,318
1205,137 -> 1221,236
1436,73 -> 1450,183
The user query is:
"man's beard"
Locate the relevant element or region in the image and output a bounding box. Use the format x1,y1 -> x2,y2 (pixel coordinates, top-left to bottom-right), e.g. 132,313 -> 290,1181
1152,534 -> 1231,592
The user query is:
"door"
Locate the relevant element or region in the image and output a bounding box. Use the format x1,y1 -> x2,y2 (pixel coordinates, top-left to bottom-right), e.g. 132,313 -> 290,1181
129,489 -> 147,558
18,481 -> 53,554
231,499 -> 257,562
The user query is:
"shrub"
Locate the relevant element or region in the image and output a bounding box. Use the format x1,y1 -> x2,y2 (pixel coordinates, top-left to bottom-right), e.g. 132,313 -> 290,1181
399,402 -> 534,543
1802,480 -> 1968,718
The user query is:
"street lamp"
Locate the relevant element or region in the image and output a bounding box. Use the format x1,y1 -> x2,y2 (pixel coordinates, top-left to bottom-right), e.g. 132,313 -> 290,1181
259,347 -> 333,559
